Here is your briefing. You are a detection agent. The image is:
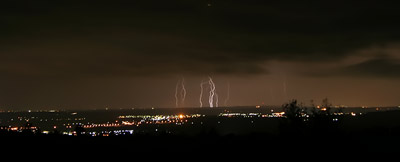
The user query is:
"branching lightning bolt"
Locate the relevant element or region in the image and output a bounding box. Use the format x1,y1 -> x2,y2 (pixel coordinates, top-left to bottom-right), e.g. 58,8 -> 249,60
199,77 -> 218,108
175,77 -> 186,108
199,80 -> 208,108
208,76 -> 217,108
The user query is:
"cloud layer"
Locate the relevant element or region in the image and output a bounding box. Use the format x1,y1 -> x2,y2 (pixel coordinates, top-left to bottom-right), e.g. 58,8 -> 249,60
1,0 -> 400,78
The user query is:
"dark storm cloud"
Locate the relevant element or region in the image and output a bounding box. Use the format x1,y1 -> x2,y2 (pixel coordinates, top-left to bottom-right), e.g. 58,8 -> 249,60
1,0 -> 400,78
334,57 -> 400,78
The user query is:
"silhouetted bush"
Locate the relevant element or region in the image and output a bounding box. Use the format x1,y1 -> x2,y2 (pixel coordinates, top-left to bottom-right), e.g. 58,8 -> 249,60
280,99 -> 307,136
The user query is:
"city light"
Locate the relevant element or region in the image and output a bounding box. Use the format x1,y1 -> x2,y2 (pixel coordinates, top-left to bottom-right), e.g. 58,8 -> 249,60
0,106 -> 397,138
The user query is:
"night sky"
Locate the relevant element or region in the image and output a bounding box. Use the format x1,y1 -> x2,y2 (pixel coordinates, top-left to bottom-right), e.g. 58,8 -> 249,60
1,0 -> 400,110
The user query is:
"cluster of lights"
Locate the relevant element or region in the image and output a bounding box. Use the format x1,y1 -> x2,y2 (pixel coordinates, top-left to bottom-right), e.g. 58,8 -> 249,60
118,114 -> 195,126
63,122 -> 121,129
0,126 -> 39,133
219,113 -> 262,118
59,130 -> 135,137
39,118 -> 85,122
269,112 -> 286,118
4,106 -> 386,137
6,117 -> 86,122
333,112 -> 344,115
219,112 -> 289,118
82,123 -> 120,128
118,114 -> 202,120
219,111 -> 365,118
60,114 -> 200,129
121,119 -> 189,126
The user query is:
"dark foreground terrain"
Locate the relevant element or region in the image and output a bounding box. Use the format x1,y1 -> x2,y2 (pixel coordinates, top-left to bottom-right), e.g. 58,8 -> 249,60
2,110 -> 400,154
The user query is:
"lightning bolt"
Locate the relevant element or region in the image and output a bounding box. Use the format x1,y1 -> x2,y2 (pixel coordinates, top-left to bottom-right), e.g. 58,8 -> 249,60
180,77 -> 186,107
199,77 -> 218,108
208,76 -> 216,108
215,92 -> 219,108
199,80 -> 208,108
175,77 -> 187,108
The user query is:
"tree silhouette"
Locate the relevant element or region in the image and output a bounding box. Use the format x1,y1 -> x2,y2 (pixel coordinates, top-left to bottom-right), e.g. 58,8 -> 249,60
283,99 -> 303,120
280,99 -> 306,136
308,98 -> 340,136
279,98 -> 341,137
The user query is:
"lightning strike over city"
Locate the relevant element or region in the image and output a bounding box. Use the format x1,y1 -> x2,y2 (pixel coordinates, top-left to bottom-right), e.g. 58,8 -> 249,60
1,0 -> 400,154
